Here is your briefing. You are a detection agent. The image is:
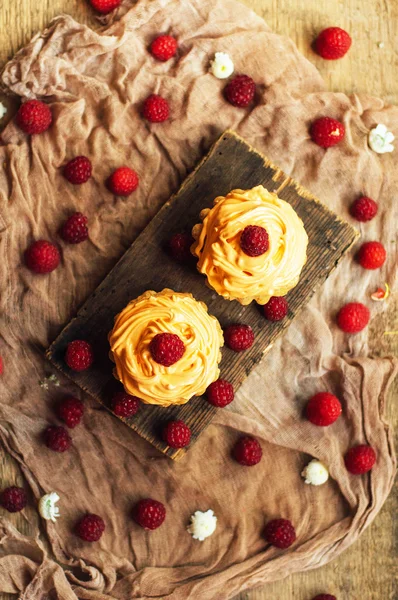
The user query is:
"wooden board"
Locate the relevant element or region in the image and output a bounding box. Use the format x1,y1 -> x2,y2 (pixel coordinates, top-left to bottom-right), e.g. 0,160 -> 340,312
1,2 -> 397,599
46,130 -> 358,459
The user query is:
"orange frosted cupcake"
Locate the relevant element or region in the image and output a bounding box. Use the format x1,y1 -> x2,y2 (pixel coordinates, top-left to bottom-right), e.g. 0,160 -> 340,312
191,185 -> 308,305
108,289 -> 223,407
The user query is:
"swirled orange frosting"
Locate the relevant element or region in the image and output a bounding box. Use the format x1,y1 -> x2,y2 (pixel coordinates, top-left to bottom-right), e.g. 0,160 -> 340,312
191,185 -> 308,305
108,289 -> 223,407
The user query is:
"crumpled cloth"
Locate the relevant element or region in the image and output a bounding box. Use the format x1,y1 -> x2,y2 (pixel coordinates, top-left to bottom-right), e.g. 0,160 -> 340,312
0,0 -> 396,599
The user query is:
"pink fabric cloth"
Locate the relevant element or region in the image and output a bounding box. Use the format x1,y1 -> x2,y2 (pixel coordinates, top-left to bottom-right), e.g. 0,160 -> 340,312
0,1 -> 396,598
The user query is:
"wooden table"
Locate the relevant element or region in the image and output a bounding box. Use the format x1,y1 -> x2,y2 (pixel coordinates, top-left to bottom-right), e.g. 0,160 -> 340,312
0,1 -> 396,599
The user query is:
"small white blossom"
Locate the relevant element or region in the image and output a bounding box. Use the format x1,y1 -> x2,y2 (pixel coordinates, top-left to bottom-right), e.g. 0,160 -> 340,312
368,124 -> 395,154
187,509 -> 217,541
301,459 -> 329,486
209,52 -> 234,79
0,102 -> 7,119
38,492 -> 60,522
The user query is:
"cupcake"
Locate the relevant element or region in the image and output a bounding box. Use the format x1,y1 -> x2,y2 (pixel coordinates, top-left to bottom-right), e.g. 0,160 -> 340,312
108,289 -> 223,406
191,185 -> 308,305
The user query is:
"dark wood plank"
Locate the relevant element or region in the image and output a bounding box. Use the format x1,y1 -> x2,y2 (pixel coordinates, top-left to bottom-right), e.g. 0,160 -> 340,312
46,130 -> 359,459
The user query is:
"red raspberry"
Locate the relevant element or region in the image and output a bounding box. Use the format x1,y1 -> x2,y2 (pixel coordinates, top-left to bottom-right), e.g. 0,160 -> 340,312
224,75 -> 256,107
75,513 -> 105,541
107,166 -> 139,196
233,436 -> 263,466
350,196 -> 378,222
168,232 -> 194,263
16,100 -> 52,135
63,156 -> 92,185
240,225 -> 269,257
44,425 -> 71,452
162,420 -> 191,448
305,392 -> 342,426
224,324 -> 255,352
88,0 -> 120,14
337,302 -> 370,333
263,296 -> 289,321
264,518 -> 296,549
357,241 -> 386,270
60,212 -> 89,244
142,94 -> 170,123
149,333 -> 185,366
315,27 -> 352,60
312,596 -> 337,600
58,397 -> 84,428
112,392 -> 140,418
206,379 -> 234,407
65,340 -> 94,372
0,486 -> 27,513
150,35 -> 178,61
344,444 -> 376,474
24,240 -> 60,274
310,117 -> 345,148
133,498 -> 166,530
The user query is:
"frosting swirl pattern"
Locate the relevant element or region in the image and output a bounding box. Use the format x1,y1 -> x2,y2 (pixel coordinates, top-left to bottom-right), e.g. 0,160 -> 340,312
191,185 -> 308,305
109,289 -> 223,406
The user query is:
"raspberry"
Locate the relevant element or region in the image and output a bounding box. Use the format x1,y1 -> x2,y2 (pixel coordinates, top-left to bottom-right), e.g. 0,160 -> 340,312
142,94 -> 170,123
357,241 -> 386,270
133,498 -> 166,530
263,296 -> 289,321
310,117 -> 345,148
240,225 -> 269,257
60,212 -> 89,244
112,392 -> 140,418
312,596 -> 337,600
75,513 -> 105,541
233,436 -> 263,466
224,324 -> 255,352
58,397 -> 84,428
149,333 -> 185,367
344,444 -> 376,474
24,240 -> 60,274
350,196 -> 378,222
305,392 -> 342,426
337,302 -> 370,333
315,27 -> 352,60
162,420 -> 191,448
44,426 -> 71,452
206,379 -> 234,407
224,74 -> 256,107
168,232 -> 194,263
264,518 -> 296,549
16,100 -> 52,135
88,0 -> 120,14
63,156 -> 92,185
0,486 -> 27,513
150,35 -> 178,61
65,340 -> 94,372
107,166 -> 139,196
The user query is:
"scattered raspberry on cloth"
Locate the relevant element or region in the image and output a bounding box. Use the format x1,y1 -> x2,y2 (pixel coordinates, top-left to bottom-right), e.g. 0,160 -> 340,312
60,212 -> 89,244
344,445 -> 376,474
357,241 -> 386,270
88,0 -> 120,14
350,196 -> 378,222
224,75 -> 256,107
16,100 -> 52,134
133,498 -> 166,530
312,595 -> 337,600
107,167 -> 139,196
63,156 -> 92,184
24,240 -> 60,274
142,94 -> 170,122
233,436 -> 263,466
150,35 -> 178,61
310,117 -> 345,147
336,302 -> 370,333
264,519 -> 296,548
305,392 -> 342,426
44,426 -> 71,452
75,513 -> 105,541
57,397 -> 84,428
0,486 -> 27,513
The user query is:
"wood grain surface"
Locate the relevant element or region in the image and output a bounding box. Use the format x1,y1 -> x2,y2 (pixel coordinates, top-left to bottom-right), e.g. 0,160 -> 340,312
46,130 -> 358,459
0,1 -> 396,599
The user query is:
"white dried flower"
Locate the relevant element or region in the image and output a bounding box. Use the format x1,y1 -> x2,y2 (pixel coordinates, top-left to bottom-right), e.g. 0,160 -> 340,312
368,124 -> 395,154
187,509 -> 217,541
38,492 -> 60,522
209,52 -> 234,79
301,459 -> 329,486
0,102 -> 7,119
